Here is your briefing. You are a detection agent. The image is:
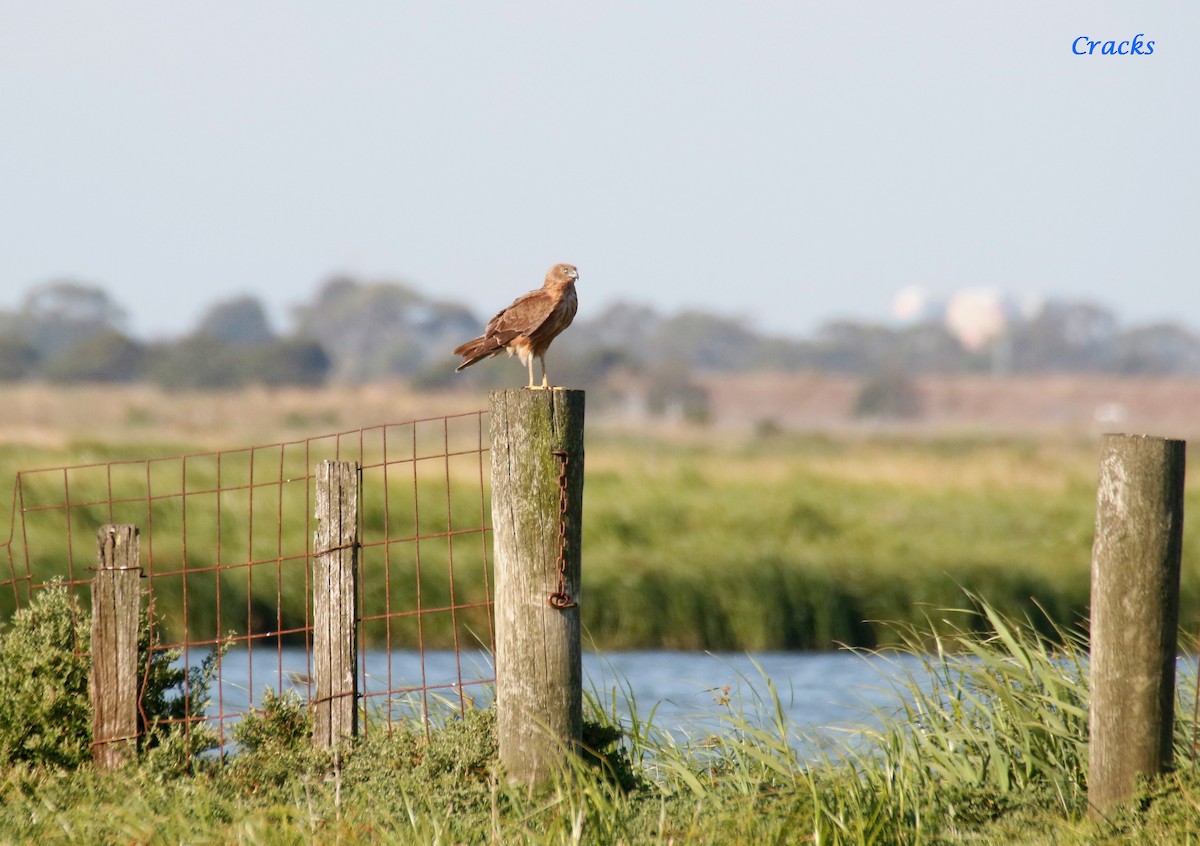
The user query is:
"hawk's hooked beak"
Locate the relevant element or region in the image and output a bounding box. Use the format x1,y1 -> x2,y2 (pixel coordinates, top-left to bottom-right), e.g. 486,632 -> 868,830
567,268 -> 579,281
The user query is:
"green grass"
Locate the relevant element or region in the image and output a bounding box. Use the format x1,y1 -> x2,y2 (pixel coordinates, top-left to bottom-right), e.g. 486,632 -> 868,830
2,597 -> 1200,843
6,429 -> 1200,649
581,430 -> 1195,649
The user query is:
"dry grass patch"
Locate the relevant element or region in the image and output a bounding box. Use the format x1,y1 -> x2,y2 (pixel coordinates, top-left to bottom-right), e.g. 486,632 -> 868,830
0,383 -> 490,449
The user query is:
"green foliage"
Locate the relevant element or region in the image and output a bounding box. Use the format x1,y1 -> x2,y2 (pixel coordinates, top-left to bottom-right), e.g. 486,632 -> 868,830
853,369 -> 924,419
578,433 -> 1103,650
0,334 -> 39,381
249,337 -> 330,386
145,336 -> 330,389
853,597 -> 1092,834
0,583 -> 222,772
233,688 -> 313,754
294,275 -> 478,381
227,688 -> 328,789
138,629 -> 225,770
341,708 -> 497,795
581,716 -> 640,791
0,430 -> 1163,651
6,274 -> 1200,383
40,330 -> 147,383
914,607 -> 1085,800
0,584 -> 92,768
1108,768 -> 1200,840
193,295 -> 276,345
145,337 -> 245,389
2,598 -> 1200,841
18,279 -> 129,361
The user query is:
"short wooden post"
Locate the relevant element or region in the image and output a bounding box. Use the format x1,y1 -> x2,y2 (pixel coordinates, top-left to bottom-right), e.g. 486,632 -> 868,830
1088,434 -> 1185,815
91,524 -> 141,769
313,460 -> 359,747
491,389 -> 585,785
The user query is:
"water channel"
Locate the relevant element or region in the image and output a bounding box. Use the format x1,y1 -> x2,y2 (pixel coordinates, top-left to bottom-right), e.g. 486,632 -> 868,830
205,648 -> 927,757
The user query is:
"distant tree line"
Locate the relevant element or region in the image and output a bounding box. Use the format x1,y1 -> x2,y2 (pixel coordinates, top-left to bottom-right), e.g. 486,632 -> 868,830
0,281 -> 332,388
2,278 -> 1199,390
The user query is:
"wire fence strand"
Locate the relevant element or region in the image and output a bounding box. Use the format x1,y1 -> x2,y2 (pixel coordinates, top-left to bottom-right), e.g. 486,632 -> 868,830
0,410 -> 494,751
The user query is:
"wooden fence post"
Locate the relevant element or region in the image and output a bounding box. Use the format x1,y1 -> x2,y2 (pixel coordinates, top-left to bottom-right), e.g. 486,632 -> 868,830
313,460 -> 359,748
91,524 -> 141,769
1088,434 -> 1185,815
491,389 -> 585,785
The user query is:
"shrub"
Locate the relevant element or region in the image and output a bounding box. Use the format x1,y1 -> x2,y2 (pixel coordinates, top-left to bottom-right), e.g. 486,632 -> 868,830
138,619 -> 224,769
40,330 -> 146,383
0,585 -> 92,767
226,688 -> 326,789
0,335 -> 39,381
0,583 -> 221,770
853,369 -> 924,419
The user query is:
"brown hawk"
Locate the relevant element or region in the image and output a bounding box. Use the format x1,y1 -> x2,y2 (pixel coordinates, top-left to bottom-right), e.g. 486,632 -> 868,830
453,263 -> 579,389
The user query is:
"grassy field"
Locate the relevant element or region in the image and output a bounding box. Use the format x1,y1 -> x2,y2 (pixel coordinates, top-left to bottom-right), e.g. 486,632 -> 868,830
582,429 -> 1119,649
1,590 -> 1199,843
2,384 -> 1199,649
4,386 -> 1200,841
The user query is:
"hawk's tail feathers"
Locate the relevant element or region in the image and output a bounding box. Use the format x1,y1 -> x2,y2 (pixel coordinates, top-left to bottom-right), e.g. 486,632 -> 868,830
453,336 -> 501,371
452,336 -> 483,357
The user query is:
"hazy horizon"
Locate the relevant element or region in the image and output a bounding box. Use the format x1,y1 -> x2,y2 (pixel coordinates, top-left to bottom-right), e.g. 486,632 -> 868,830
3,3 -> 1196,340
0,273 -> 1191,347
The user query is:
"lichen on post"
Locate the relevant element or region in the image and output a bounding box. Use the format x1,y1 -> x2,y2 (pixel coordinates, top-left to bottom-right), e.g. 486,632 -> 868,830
490,388 -> 585,786
1087,433 -> 1185,815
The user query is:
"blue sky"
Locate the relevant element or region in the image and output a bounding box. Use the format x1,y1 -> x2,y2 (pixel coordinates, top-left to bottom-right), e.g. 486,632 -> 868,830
1,3 -> 1196,339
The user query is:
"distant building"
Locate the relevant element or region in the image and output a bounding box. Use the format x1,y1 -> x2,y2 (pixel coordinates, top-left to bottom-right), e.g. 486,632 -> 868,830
891,285 -> 939,323
945,289 -> 1008,351
892,286 -> 1043,351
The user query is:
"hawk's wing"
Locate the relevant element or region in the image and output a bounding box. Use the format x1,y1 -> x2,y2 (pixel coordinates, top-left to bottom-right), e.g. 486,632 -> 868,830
482,289 -> 559,345
452,288 -> 560,368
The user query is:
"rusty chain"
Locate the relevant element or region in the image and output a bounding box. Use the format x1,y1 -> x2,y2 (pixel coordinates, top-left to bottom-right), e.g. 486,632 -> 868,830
548,449 -> 576,610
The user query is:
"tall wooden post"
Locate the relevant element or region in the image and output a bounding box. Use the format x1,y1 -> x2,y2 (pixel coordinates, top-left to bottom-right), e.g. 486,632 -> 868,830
313,460 -> 359,747
91,524 -> 142,769
1088,434 -> 1185,815
491,389 -> 585,785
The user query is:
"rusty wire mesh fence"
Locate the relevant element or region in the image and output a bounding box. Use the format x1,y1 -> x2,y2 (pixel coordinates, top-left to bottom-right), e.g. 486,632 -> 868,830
0,410 -> 494,751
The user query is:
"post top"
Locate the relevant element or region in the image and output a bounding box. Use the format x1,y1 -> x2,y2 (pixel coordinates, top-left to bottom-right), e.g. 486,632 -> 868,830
489,387 -> 585,396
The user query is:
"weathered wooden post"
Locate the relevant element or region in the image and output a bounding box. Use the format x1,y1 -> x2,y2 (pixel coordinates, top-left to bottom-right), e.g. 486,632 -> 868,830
491,388 -> 585,785
312,460 -> 359,747
91,524 -> 141,769
1088,434 -> 1185,815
